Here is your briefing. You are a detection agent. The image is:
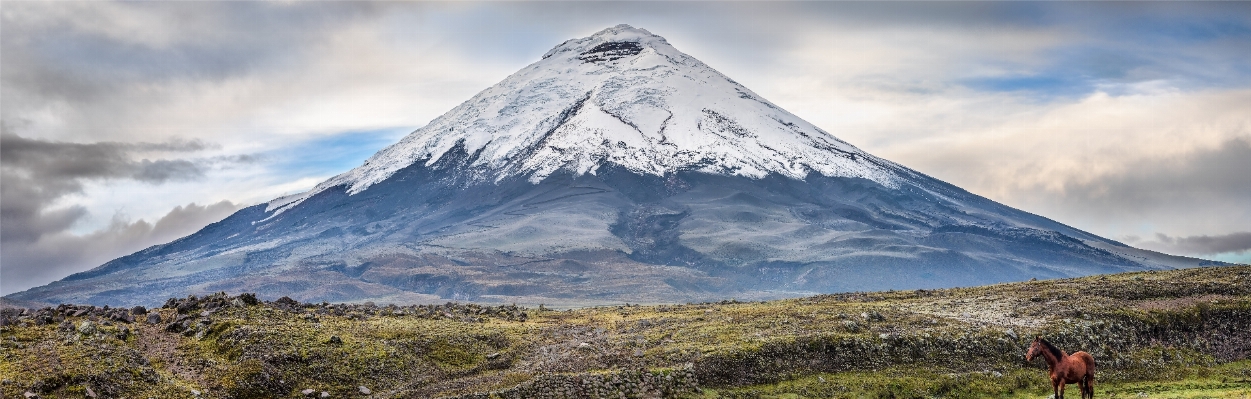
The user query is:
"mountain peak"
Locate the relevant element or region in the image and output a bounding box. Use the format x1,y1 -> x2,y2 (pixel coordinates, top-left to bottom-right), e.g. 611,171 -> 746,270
273,26 -> 899,214
593,23 -> 656,38
542,24 -> 665,60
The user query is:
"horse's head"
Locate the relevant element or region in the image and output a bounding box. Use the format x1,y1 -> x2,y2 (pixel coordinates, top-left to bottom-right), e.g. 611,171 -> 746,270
1025,336 -> 1043,361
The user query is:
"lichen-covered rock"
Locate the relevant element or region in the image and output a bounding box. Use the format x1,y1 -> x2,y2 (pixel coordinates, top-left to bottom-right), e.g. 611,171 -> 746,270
76,320 -> 96,335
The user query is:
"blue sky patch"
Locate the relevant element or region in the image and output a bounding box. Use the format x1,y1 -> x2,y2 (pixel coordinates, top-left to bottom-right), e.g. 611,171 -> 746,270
264,127 -> 413,180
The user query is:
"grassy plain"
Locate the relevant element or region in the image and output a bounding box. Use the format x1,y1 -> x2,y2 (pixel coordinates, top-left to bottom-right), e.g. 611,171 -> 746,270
2,266 -> 1249,398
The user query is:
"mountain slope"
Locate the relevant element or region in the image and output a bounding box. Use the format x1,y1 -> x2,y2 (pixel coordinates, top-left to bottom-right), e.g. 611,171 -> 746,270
6,25 -> 1217,307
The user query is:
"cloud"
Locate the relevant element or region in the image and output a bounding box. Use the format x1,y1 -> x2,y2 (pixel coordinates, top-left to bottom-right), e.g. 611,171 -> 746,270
0,200 -> 243,295
1133,232 -> 1251,256
869,92 -> 1251,242
0,130 -> 211,182
742,12 -> 1251,247
0,2 -> 506,146
0,129 -> 220,243
0,129 -> 257,294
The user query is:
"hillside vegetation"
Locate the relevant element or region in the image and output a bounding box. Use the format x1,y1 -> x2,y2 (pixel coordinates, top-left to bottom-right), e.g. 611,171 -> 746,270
3,266 -> 1250,398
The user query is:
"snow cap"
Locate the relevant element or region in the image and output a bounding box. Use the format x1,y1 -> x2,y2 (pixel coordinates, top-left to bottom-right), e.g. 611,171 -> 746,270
267,25 -> 900,215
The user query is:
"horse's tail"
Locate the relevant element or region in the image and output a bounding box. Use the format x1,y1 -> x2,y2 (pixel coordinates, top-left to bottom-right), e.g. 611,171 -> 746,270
1080,352 -> 1096,398
1082,351 -> 1096,375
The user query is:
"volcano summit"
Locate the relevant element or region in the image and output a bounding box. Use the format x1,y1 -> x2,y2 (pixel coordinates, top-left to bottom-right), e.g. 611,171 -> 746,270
8,25 -> 1211,307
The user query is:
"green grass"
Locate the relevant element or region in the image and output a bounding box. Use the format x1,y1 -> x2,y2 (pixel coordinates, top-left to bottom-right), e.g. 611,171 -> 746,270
698,361 -> 1251,399
2,265 -> 1249,398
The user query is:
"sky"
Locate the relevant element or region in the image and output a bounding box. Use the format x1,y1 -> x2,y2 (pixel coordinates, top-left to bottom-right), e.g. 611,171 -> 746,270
3,2 -> 1250,295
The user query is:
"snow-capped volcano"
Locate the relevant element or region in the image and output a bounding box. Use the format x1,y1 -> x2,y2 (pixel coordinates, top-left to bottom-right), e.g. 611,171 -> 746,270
273,25 -> 896,214
8,25 -> 1218,307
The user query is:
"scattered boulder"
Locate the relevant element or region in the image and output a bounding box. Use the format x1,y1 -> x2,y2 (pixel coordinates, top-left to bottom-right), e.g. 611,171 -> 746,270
176,298 -> 199,314
237,293 -> 260,306
146,313 -> 162,325
275,296 -> 301,309
861,311 -> 885,321
842,320 -> 860,332
110,311 -> 133,324
76,320 -> 96,335
359,386 -> 372,395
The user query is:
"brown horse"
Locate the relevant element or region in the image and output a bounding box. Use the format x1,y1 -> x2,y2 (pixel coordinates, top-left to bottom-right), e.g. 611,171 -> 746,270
1026,336 -> 1096,399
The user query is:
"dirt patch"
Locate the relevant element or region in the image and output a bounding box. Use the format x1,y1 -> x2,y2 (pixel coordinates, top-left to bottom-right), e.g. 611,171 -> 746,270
909,296 -> 1048,328
134,309 -> 212,389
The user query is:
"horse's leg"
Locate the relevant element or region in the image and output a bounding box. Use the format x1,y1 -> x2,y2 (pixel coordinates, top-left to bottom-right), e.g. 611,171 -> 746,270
1053,380 -> 1061,399
1060,381 -> 1067,399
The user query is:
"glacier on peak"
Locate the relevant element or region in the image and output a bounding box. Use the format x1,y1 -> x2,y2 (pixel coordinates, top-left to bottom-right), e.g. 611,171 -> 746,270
269,25 -> 899,214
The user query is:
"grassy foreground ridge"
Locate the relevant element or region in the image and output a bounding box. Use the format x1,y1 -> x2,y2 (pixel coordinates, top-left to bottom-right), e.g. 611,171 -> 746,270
2,266 -> 1249,398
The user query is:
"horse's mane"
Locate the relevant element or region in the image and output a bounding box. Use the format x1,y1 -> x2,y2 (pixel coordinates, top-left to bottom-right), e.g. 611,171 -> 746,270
1038,338 -> 1065,359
